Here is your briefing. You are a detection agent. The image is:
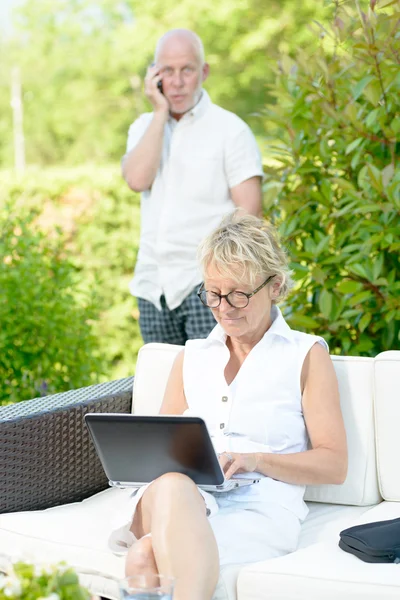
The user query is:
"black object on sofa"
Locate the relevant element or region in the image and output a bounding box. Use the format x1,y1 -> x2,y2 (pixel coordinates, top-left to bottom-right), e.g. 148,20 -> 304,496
339,517 -> 400,563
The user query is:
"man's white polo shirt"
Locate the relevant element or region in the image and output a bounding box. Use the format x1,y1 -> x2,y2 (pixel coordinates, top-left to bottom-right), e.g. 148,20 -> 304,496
125,90 -> 263,311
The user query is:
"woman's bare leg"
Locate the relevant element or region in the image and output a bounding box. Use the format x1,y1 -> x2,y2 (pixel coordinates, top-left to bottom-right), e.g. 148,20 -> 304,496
125,534 -> 157,577
130,473 -> 219,600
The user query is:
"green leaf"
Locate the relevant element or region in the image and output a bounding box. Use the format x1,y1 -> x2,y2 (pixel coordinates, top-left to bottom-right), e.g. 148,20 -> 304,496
372,254 -> 384,281
320,179 -> 333,202
367,164 -> 383,192
363,80 -> 382,106
354,203 -> 383,214
385,309 -> 397,323
342,308 -> 363,319
382,163 -> 395,188
290,261 -> 310,273
345,137 -> 363,155
374,277 -> 388,286
319,289 -> 333,319
348,263 -> 368,279
315,235 -> 330,255
304,238 -> 317,253
332,178 -> 356,192
351,150 -> 362,170
263,181 -> 284,209
341,244 -> 363,254
390,117 -> 400,134
382,321 -> 396,348
358,313 -> 372,332
344,103 -> 358,123
312,265 -> 326,284
357,165 -> 369,189
289,315 -> 320,330
332,200 -> 359,218
341,338 -> 352,353
357,336 -> 375,353
353,76 -> 375,100
280,219 -> 299,237
348,291 -> 372,306
330,293 -> 343,321
336,280 -> 364,294
365,108 -> 380,128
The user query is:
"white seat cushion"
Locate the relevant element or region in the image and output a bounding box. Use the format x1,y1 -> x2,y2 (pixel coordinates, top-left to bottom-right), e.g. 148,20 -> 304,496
238,501 -> 400,600
0,487 -> 374,600
298,502 -> 370,548
0,487 -> 127,600
0,486 -> 240,600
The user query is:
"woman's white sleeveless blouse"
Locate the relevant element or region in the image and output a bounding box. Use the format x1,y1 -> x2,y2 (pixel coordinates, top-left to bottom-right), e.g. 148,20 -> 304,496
183,305 -> 329,521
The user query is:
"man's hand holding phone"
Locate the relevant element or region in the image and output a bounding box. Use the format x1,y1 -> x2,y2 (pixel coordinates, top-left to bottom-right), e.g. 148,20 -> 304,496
144,64 -> 168,114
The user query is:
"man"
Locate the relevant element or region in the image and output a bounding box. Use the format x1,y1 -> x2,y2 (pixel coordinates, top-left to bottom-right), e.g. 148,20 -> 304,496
123,29 -> 263,345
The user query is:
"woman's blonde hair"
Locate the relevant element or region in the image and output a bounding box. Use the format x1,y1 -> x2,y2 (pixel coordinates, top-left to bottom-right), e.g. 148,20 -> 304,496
198,210 -> 293,303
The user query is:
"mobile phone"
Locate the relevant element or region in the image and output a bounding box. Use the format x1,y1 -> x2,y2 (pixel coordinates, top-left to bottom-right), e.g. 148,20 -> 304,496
150,63 -> 163,94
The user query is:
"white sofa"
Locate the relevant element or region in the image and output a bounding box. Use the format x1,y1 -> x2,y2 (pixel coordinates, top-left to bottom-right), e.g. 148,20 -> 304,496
1,345 -> 399,599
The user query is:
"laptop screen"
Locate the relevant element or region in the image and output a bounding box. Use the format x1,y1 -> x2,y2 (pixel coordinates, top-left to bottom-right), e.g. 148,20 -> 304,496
85,414 -> 225,486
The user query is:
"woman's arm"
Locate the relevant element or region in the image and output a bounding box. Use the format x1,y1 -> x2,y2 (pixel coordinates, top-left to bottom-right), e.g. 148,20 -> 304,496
223,343 -> 348,484
159,350 -> 189,415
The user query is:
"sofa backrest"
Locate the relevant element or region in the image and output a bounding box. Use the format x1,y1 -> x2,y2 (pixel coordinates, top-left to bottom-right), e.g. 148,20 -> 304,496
304,355 -> 380,506
133,343 -> 182,415
132,343 -> 385,507
374,351 -> 400,501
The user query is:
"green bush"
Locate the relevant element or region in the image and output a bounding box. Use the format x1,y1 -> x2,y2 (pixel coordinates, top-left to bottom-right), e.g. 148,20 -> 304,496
263,0 -> 400,354
0,201 -> 104,404
0,166 -> 143,392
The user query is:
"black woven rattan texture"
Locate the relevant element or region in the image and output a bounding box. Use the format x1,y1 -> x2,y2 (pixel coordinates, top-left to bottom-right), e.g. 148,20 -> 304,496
0,378 -> 134,514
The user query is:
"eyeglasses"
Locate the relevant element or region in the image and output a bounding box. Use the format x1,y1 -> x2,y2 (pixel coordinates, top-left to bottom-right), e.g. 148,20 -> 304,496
197,275 -> 275,309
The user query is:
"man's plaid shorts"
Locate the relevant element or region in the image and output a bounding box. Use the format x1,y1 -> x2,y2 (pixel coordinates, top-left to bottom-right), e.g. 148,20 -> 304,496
137,286 -> 216,345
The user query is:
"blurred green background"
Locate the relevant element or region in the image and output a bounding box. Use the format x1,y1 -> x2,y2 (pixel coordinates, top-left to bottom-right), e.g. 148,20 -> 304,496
0,0 -> 399,403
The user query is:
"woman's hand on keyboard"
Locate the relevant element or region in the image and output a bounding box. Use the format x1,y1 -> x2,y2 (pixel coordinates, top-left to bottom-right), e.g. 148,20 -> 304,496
218,452 -> 258,479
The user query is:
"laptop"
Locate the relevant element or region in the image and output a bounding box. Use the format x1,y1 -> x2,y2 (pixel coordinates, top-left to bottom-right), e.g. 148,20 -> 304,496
84,413 -> 260,492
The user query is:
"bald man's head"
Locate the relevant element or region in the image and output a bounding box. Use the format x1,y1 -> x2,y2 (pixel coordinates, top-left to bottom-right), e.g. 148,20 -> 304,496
153,29 -> 209,119
155,29 -> 205,66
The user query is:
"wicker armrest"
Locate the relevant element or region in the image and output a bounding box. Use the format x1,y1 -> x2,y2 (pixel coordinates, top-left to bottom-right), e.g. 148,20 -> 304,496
0,378 -> 133,514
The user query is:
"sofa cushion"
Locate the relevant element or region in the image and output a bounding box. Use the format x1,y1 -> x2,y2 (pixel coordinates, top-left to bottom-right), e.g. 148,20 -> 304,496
374,351 -> 400,501
298,502 -> 370,548
237,501 -> 400,600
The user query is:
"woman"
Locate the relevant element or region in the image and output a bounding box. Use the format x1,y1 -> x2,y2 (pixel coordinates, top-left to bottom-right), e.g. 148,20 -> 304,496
111,211 -> 348,600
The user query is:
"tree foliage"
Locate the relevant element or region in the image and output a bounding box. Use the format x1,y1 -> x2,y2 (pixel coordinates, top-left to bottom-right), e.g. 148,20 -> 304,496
263,0 -> 400,354
0,0 -> 328,166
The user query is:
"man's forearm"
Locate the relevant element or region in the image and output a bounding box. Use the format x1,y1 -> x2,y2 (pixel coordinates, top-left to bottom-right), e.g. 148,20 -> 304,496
123,111 -> 168,192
